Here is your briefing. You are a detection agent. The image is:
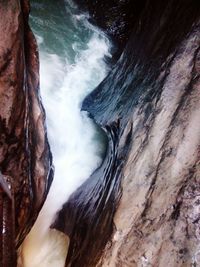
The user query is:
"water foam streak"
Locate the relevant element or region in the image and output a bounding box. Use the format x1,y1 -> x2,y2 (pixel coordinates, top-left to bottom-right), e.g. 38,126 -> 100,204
19,30 -> 110,267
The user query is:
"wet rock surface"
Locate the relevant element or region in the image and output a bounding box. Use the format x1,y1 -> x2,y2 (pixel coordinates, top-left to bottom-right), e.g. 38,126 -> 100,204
96,26 -> 200,267
0,0 -> 53,264
54,0 -> 200,266
74,0 -> 146,57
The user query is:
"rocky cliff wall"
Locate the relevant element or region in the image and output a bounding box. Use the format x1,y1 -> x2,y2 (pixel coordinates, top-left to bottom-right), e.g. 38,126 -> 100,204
55,1 -> 200,266
0,1 -> 53,265
96,22 -> 200,267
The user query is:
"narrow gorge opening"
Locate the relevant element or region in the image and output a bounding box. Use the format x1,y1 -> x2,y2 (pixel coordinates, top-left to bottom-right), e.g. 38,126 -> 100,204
18,1 -> 111,266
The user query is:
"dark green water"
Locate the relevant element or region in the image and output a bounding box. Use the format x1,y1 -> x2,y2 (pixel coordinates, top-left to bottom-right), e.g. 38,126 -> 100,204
30,0 -> 91,60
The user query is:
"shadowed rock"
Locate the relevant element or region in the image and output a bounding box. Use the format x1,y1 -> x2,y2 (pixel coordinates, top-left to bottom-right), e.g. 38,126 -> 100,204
74,0 -> 146,57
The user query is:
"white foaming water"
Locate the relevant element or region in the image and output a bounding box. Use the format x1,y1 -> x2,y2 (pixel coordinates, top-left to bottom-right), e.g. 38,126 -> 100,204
19,30 -> 110,267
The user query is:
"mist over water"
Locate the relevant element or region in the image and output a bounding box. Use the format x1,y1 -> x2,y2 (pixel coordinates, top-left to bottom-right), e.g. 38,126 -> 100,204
19,1 -> 110,266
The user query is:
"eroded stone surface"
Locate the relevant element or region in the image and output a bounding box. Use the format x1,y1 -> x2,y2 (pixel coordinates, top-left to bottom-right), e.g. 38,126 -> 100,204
97,29 -> 200,267
0,0 -> 53,261
57,1 -> 200,266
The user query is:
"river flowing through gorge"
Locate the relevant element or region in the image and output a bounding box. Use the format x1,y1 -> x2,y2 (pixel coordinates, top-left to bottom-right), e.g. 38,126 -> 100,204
0,0 -> 199,266
18,1 -> 111,266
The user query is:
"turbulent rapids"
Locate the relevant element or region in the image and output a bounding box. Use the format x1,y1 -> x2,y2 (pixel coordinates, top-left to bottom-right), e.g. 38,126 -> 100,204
18,1 -> 110,266
0,0 -> 199,266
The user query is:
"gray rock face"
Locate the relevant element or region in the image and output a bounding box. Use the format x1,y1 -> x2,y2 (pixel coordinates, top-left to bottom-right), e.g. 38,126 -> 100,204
96,25 -> 200,267
0,1 -> 53,264
54,1 -> 200,266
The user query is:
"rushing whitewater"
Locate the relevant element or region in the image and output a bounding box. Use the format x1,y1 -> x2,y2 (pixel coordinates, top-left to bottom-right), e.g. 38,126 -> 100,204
19,1 -> 110,266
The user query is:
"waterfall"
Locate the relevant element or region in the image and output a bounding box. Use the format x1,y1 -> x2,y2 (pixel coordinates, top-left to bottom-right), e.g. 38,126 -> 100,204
19,1 -> 110,266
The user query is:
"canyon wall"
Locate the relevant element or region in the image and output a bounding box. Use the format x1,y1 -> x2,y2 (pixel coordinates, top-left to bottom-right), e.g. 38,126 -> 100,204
55,1 -> 200,266
0,1 -> 53,265
0,0 -> 199,267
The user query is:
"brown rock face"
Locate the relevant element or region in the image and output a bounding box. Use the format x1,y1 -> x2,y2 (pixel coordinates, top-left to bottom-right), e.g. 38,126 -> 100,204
0,0 -> 53,264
